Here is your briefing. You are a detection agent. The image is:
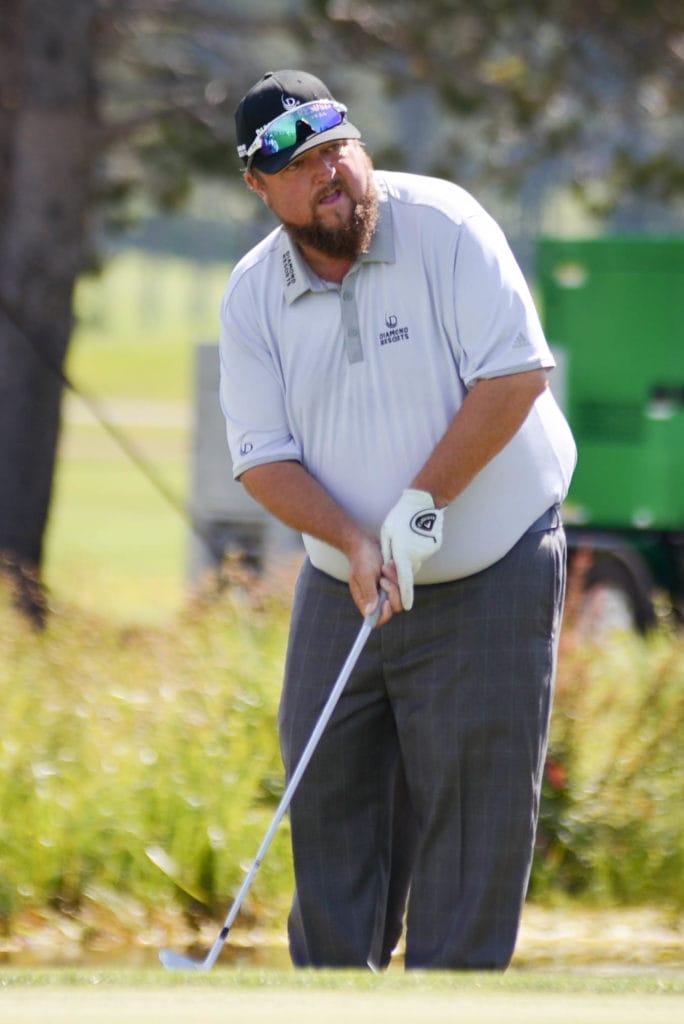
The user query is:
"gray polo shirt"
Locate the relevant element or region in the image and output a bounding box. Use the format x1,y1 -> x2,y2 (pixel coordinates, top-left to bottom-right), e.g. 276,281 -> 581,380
219,171 -> 576,582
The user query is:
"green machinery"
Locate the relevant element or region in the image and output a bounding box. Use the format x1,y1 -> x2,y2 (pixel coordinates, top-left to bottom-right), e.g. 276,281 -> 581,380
536,236 -> 684,629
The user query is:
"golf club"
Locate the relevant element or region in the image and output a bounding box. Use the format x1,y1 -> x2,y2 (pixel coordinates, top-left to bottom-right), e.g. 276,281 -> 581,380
159,590 -> 386,972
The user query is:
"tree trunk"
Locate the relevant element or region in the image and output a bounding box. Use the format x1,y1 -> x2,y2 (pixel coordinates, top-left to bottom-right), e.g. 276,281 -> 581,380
0,0 -> 97,624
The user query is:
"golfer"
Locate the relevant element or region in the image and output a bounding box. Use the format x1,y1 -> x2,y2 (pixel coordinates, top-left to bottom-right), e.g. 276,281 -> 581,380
219,69 -> 577,970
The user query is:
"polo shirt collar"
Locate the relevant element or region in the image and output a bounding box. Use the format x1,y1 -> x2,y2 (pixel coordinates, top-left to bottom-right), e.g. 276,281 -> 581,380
280,186 -> 395,304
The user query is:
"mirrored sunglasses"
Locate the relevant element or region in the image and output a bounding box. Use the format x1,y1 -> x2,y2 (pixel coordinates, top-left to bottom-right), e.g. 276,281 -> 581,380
241,99 -> 347,165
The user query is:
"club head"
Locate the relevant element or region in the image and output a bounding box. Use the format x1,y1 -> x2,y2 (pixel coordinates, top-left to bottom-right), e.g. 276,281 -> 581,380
159,948 -> 209,972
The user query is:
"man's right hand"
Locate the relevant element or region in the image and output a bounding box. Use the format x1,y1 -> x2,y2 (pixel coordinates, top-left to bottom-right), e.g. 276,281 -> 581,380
240,462 -> 402,624
348,534 -> 402,627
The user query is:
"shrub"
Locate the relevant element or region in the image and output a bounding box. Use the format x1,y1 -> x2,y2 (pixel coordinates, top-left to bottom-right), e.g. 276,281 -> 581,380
0,571 -> 293,933
532,621 -> 684,907
2,568 -> 683,947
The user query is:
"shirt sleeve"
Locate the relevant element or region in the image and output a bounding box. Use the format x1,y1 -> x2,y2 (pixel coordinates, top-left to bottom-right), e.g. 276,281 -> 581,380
219,277 -> 302,479
453,212 -> 554,387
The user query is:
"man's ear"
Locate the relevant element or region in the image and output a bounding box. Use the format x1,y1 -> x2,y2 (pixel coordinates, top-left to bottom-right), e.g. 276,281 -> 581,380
245,170 -> 267,202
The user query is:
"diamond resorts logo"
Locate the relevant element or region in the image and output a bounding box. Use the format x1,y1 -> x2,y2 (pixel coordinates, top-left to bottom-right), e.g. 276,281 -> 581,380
379,313 -> 410,346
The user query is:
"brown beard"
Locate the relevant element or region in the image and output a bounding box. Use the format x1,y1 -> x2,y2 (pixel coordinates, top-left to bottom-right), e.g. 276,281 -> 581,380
283,177 -> 379,263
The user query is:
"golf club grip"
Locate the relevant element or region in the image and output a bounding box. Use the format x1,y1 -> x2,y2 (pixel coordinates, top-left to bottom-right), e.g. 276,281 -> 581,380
364,587 -> 387,628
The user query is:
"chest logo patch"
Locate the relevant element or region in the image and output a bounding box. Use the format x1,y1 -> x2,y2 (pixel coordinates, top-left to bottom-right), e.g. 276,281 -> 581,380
379,313 -> 410,346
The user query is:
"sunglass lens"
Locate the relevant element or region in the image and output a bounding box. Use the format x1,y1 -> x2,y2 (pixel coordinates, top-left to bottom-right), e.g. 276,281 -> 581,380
258,103 -> 344,157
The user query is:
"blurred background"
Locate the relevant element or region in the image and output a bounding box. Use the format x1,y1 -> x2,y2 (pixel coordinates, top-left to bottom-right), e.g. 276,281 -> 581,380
1,0 -> 683,965
1,0 -> 683,624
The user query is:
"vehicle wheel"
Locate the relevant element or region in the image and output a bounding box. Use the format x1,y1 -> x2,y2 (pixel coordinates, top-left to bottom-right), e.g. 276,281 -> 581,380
579,556 -> 656,638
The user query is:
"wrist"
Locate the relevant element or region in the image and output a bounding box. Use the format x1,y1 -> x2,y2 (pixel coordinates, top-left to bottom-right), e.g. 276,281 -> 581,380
408,485 -> 449,510
405,487 -> 433,503
340,524 -> 377,563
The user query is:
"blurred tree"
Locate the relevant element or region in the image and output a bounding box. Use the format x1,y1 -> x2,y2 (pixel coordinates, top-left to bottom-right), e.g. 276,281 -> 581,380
0,0 -> 681,623
0,0 -> 97,624
0,0 -> 304,623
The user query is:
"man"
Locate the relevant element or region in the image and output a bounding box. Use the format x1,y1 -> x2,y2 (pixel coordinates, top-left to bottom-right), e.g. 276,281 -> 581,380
219,69 -> 576,970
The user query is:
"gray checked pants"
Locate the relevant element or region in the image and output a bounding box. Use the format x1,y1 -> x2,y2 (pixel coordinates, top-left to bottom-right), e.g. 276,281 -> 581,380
278,509 -> 566,970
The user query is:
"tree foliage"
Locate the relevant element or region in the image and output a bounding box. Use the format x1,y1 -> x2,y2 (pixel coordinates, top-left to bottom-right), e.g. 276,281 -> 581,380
307,0 -> 684,220
0,0 -> 302,621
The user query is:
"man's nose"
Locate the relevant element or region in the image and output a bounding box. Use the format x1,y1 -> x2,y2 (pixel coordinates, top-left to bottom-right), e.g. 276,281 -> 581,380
311,149 -> 336,177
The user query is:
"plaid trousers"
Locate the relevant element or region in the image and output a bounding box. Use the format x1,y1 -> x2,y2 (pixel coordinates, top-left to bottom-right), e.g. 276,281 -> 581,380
278,511 -> 566,969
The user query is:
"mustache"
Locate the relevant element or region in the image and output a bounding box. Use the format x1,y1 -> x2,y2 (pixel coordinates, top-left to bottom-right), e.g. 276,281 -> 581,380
285,179 -> 380,263
312,177 -> 349,205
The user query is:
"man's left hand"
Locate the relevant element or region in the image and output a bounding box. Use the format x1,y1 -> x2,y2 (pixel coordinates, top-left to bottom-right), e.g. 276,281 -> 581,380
380,489 -> 444,610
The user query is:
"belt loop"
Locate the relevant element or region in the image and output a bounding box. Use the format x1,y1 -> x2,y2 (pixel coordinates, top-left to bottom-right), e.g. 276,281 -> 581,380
529,504 -> 561,533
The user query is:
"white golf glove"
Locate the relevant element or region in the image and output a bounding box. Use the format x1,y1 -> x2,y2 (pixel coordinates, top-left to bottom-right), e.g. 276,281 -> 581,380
380,489 -> 444,611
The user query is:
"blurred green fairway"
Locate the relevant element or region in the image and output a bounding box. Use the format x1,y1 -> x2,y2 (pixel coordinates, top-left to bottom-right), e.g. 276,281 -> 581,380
46,408 -> 191,622
45,252 -> 230,623
1,968 -> 683,1024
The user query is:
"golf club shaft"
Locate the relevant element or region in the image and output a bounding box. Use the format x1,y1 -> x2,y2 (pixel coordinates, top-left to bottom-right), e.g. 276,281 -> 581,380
195,592 -> 385,971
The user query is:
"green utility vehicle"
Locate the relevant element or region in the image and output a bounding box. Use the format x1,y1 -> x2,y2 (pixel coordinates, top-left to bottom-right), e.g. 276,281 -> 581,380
537,236 -> 684,632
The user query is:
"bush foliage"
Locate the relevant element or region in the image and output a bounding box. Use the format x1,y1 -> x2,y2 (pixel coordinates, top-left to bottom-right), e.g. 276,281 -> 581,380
0,570 -> 293,934
1,569 -> 683,944
534,613 -> 684,907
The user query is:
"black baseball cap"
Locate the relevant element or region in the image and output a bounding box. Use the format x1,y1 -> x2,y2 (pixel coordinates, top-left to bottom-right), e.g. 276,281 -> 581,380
235,70 -> 361,174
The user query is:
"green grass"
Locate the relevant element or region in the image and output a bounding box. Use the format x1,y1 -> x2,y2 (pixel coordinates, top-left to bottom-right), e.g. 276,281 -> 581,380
1,965 -> 682,992
46,421 -> 190,622
68,252 -> 230,400
47,249 -> 217,622
0,967 -> 682,1024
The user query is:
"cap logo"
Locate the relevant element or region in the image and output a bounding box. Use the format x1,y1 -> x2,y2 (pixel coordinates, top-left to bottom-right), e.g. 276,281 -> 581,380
281,95 -> 298,110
